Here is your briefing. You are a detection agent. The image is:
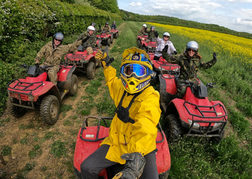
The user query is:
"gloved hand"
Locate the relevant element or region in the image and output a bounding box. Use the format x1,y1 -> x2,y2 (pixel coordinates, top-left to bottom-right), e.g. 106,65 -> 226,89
82,35 -> 90,44
35,63 -> 39,69
162,45 -> 168,53
213,52 -> 217,61
155,31 -> 159,38
173,51 -> 178,55
112,153 -> 146,179
95,46 -> 114,68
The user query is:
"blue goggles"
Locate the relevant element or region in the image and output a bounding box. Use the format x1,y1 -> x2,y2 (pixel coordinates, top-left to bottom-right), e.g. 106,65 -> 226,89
121,64 -> 150,78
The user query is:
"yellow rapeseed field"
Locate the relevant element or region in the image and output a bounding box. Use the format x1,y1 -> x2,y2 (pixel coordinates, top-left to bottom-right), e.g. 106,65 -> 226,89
148,23 -> 252,66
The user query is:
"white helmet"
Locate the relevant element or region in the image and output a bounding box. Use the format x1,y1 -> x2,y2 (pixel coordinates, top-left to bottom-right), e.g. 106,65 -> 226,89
87,25 -> 95,32
186,41 -> 199,51
143,24 -> 147,28
163,32 -> 170,37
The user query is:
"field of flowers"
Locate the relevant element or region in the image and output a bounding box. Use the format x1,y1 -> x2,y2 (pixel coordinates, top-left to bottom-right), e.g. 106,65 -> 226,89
149,22 -> 252,69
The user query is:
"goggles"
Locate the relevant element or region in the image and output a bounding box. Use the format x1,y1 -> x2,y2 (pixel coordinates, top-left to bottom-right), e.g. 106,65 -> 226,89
55,38 -> 62,42
163,35 -> 169,38
187,48 -> 197,52
121,64 -> 148,78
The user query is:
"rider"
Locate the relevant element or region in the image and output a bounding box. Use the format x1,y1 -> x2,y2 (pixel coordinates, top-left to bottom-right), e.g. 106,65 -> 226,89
81,47 -> 161,179
139,24 -> 148,36
34,32 -> 88,85
111,21 -> 117,30
154,32 -> 177,60
146,26 -> 157,43
162,41 -> 217,98
102,22 -> 111,34
77,25 -> 96,54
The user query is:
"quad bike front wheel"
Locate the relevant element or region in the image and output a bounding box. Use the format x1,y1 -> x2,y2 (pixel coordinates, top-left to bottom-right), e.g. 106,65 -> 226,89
107,38 -> 111,46
69,74 -> 78,96
40,95 -> 60,125
87,61 -> 95,79
164,114 -> 183,142
137,39 -> 141,48
7,97 -> 27,118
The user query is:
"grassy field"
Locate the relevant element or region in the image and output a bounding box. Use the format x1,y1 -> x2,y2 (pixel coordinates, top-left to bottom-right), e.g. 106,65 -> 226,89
0,21 -> 252,179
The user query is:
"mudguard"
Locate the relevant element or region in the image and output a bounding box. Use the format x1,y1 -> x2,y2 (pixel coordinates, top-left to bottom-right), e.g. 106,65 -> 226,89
57,65 -> 76,91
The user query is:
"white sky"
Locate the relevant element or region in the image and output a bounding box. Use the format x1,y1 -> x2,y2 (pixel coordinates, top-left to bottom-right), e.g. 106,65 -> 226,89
118,0 -> 252,33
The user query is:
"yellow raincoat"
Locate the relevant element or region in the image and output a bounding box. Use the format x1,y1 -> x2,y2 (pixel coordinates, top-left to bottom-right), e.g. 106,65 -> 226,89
100,65 -> 161,164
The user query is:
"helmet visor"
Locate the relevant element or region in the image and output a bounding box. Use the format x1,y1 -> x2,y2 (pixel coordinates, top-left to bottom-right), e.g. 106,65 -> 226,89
121,64 -> 147,78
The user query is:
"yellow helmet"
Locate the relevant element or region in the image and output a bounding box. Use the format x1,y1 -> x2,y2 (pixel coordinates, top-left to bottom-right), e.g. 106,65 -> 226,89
120,47 -> 156,94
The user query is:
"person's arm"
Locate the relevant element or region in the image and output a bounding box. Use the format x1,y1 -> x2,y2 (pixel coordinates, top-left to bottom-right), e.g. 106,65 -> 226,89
162,45 -> 180,64
200,52 -> 217,69
34,45 -> 46,64
169,42 -> 177,54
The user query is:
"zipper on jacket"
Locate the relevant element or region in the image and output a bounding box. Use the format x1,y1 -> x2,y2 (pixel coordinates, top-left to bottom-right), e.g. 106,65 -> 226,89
123,135 -> 127,146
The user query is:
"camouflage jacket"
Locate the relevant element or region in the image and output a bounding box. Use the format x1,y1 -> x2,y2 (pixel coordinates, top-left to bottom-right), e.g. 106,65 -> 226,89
77,32 -> 96,48
34,40 -> 82,66
162,52 -> 217,81
102,25 -> 111,32
148,30 -> 156,39
139,28 -> 147,36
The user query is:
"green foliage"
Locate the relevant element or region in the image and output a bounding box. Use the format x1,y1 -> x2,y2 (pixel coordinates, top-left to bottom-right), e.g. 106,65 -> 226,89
120,10 -> 252,40
88,0 -> 120,13
60,104 -> 72,113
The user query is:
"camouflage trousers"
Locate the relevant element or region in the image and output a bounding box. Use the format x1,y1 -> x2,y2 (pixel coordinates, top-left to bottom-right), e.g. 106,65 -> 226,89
47,65 -> 59,85
175,79 -> 198,98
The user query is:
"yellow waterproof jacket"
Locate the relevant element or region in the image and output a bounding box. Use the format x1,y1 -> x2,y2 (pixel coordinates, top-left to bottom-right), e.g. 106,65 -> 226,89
101,65 -> 161,164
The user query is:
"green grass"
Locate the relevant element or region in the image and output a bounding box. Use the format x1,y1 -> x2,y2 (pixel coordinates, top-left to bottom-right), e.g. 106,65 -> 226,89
50,140 -> 68,158
1,145 -> 12,156
29,144 -> 42,159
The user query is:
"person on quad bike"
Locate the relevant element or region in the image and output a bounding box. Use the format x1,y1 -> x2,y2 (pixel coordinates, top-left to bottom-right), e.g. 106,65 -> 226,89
77,25 -> 97,55
162,41 -> 217,98
139,24 -> 148,36
102,22 -> 111,34
80,47 -> 161,179
111,21 -> 117,30
34,32 -> 89,85
146,26 -> 158,43
154,32 -> 177,60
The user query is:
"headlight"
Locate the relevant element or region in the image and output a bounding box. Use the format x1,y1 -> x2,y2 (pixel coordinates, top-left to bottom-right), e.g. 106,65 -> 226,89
142,38 -> 145,40
188,119 -> 200,129
173,68 -> 180,72
28,95 -> 34,101
213,119 -> 224,129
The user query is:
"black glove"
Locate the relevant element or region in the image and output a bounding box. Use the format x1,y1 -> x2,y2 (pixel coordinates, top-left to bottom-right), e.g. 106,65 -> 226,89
155,31 -> 159,38
162,45 -> 168,52
173,51 -> 177,55
35,63 -> 39,69
82,35 -> 90,44
112,153 -> 146,179
213,52 -> 217,61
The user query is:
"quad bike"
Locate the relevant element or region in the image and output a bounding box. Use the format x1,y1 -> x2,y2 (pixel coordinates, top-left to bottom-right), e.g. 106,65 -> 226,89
149,52 -> 180,75
110,28 -> 119,39
7,64 -> 78,125
137,34 -> 148,49
73,116 -> 171,179
158,69 -> 228,142
141,38 -> 157,53
96,31 -> 113,46
64,46 -> 101,79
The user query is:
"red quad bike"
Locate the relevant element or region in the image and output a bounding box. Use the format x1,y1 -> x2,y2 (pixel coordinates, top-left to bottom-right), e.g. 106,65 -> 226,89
110,28 -> 119,39
64,46 -> 101,79
7,64 -> 78,125
141,38 -> 157,53
158,71 -> 228,142
137,33 -> 148,49
96,31 -> 113,46
73,116 -> 171,179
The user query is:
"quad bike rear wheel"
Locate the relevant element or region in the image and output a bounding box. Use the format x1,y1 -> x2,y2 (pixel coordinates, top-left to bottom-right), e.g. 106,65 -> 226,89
7,97 -> 27,118
137,39 -> 141,48
115,32 -> 119,39
110,35 -> 113,44
40,95 -> 60,125
69,74 -> 78,96
87,61 -> 95,79
164,114 -> 183,142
